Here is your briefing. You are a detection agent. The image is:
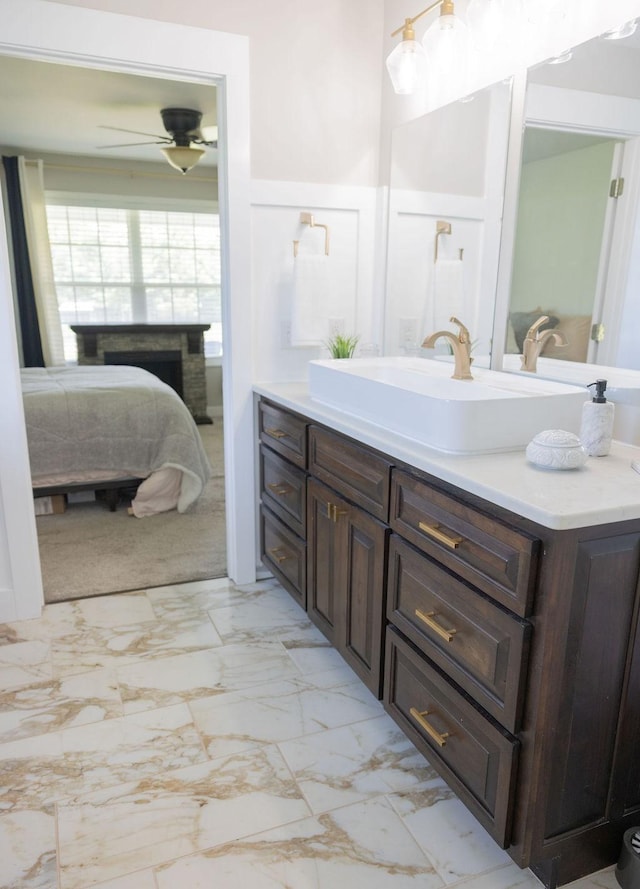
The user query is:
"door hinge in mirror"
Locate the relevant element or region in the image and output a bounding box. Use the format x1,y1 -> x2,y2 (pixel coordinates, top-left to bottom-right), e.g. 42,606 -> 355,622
591,323 -> 605,343
610,177 -> 625,198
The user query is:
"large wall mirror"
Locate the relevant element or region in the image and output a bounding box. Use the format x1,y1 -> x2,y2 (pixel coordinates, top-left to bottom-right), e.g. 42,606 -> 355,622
496,25 -> 640,375
383,78 -> 513,360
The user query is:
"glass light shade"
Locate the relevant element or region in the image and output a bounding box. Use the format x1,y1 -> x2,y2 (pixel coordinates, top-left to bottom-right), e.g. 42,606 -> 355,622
466,0 -> 504,53
161,145 -> 205,174
521,0 -> 566,27
603,19 -> 638,40
422,11 -> 470,100
547,49 -> 573,64
386,39 -> 427,95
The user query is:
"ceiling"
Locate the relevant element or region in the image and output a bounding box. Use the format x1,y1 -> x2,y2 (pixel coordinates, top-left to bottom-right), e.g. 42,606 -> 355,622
0,54 -> 218,168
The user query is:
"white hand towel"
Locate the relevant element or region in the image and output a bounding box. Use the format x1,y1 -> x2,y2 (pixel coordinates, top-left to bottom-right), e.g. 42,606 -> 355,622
291,253 -> 329,346
427,258 -> 465,332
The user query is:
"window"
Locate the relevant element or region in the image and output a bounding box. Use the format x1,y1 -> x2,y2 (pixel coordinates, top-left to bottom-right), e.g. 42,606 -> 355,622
45,202 -> 222,361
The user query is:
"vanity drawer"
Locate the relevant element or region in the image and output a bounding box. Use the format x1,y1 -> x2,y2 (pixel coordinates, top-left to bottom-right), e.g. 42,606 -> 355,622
259,400 -> 308,468
308,425 -> 392,522
384,627 -> 518,847
390,470 -> 538,617
260,505 -> 306,608
260,445 -> 306,538
387,535 -> 531,733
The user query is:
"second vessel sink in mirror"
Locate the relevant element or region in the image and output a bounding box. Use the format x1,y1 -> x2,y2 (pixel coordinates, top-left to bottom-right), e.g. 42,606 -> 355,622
308,357 -> 587,455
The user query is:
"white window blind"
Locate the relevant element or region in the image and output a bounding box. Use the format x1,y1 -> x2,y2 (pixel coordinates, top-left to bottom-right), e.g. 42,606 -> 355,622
45,203 -> 222,361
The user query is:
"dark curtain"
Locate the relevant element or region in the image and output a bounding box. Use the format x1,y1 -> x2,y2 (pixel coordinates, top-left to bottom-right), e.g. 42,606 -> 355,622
2,156 -> 44,366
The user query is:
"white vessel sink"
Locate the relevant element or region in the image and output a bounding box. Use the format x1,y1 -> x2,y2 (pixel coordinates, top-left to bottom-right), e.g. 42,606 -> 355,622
308,357 -> 588,455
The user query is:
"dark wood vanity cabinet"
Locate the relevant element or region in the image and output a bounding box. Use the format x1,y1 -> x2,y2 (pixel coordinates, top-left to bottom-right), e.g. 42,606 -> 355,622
258,401 -> 309,607
307,476 -> 388,695
258,403 -> 391,696
257,396 -> 640,886
511,525 -> 640,887
306,427 -> 392,696
385,469 -> 537,848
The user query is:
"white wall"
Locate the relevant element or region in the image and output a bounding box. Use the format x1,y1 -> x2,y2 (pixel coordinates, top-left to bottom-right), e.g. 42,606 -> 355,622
48,0 -> 385,187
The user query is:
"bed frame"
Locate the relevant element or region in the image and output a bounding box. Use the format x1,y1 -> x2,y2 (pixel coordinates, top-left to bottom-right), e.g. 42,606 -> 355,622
34,477 -> 143,512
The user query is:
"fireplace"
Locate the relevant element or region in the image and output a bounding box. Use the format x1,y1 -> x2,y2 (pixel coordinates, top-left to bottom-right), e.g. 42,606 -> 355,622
71,324 -> 210,423
104,350 -> 183,397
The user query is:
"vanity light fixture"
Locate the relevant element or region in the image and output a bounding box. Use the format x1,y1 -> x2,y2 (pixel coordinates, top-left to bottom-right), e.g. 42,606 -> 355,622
603,19 -> 638,40
386,0 -> 467,95
466,0 -> 504,53
547,49 -> 573,64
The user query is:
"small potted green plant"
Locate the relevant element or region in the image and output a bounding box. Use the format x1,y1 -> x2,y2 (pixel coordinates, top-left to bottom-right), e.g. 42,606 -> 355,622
325,333 -> 360,359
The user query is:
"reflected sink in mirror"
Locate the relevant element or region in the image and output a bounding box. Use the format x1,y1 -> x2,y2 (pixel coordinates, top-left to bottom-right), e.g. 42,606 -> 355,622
502,355 -> 640,445
308,357 -> 587,455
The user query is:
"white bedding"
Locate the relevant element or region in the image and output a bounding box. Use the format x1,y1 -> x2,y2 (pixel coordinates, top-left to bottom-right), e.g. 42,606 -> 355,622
21,365 -> 212,516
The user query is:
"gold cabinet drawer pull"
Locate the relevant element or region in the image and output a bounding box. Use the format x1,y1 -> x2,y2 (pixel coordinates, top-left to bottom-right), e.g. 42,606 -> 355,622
325,502 -> 349,522
331,504 -> 348,523
265,427 -> 288,439
418,521 -> 463,550
268,547 -> 289,564
268,482 -> 291,496
415,609 -> 457,643
410,707 -> 450,747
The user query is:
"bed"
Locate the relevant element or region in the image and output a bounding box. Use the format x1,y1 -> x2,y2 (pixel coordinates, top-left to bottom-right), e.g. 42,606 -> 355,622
21,365 -> 212,517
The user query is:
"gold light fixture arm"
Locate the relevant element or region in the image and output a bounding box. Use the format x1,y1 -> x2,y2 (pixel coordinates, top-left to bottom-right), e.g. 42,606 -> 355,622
390,0 -> 453,38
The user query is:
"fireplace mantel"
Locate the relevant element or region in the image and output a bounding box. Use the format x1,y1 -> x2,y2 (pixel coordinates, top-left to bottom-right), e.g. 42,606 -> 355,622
71,324 -> 210,423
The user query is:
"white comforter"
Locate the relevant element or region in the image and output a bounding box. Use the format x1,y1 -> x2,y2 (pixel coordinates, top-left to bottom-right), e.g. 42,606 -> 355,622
21,365 -> 212,516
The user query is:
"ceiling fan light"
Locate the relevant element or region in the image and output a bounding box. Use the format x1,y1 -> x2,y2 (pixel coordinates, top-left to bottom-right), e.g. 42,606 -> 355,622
161,145 -> 205,174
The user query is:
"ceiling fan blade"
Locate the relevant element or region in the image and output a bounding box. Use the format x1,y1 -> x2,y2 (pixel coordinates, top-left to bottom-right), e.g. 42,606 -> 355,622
96,140 -> 167,149
195,125 -> 218,148
98,124 -> 169,140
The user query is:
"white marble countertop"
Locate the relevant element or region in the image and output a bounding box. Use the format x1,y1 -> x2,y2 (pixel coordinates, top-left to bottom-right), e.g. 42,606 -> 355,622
254,380 -> 640,531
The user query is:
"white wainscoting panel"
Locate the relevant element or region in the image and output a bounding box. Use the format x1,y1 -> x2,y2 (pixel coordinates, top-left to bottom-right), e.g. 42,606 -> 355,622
384,190 -> 503,360
250,181 -> 379,384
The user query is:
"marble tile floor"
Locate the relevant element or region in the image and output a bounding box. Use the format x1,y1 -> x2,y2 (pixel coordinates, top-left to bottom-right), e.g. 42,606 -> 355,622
0,576 -> 620,889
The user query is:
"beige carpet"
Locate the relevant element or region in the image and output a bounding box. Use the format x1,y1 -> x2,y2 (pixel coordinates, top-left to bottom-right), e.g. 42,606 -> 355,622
37,422 -> 226,603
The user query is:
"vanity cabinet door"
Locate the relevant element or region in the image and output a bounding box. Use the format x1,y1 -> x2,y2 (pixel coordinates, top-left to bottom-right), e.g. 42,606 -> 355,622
341,494 -> 389,696
307,478 -> 339,644
307,477 -> 389,696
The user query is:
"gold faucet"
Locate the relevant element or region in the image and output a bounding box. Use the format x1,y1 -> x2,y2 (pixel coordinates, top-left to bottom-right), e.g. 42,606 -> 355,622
422,316 -> 473,380
520,315 -> 567,373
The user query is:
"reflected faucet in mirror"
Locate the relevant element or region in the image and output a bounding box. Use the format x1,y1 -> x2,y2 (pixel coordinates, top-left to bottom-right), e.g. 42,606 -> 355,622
422,316 -> 474,380
521,315 -> 567,373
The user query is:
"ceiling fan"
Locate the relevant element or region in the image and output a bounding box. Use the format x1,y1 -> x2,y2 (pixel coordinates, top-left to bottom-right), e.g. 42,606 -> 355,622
98,107 -> 217,173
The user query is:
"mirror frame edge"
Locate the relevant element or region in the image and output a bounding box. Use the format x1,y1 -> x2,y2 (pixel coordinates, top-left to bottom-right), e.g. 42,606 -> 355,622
490,68 -> 528,371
